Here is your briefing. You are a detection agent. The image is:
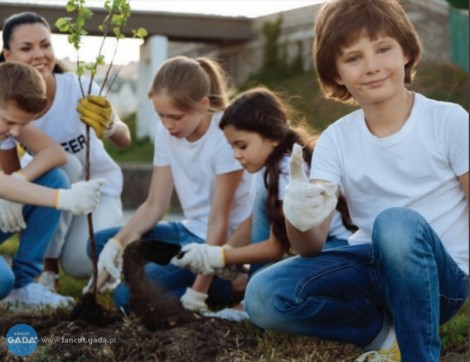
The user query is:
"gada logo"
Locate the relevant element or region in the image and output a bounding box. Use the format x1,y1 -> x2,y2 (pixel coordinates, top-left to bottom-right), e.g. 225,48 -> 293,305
6,324 -> 39,356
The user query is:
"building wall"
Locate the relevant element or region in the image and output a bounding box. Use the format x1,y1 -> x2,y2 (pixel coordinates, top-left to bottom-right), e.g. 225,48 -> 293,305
168,0 -> 451,85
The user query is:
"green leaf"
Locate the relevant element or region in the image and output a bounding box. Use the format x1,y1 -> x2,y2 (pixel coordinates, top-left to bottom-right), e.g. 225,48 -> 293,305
133,27 -> 148,39
96,55 -> 106,65
55,18 -> 71,32
65,3 -> 76,12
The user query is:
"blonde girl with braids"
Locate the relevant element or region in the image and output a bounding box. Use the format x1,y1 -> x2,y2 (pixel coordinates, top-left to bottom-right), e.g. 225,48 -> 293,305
91,56 -> 254,314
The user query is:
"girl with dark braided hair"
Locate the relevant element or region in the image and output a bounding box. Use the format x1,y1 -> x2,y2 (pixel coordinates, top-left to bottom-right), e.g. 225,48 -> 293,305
173,86 -> 354,292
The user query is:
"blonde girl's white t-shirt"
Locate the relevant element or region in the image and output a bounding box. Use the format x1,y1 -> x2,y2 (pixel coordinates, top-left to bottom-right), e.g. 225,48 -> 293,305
256,155 -> 351,241
18,73 -> 123,197
153,112 -> 254,239
311,93 -> 469,274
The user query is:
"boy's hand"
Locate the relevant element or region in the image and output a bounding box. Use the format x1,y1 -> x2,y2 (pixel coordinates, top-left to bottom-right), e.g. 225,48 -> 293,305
77,95 -> 117,139
180,287 -> 208,312
0,198 -> 25,233
56,179 -> 107,215
283,143 -> 338,231
171,243 -> 225,275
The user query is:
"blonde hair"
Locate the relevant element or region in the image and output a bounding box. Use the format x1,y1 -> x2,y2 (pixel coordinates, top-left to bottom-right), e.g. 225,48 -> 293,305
313,0 -> 421,104
0,61 -> 47,113
148,56 -> 229,112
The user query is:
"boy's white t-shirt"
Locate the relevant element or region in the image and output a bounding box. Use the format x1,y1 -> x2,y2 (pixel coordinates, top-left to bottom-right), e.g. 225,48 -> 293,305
0,73 -> 123,196
153,112 -> 254,239
311,93 -> 469,274
256,155 -> 351,241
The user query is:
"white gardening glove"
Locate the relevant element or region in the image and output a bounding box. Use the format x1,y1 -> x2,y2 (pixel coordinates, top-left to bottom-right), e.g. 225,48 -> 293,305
82,275 -> 121,294
98,238 -> 123,280
283,143 -> 338,232
82,237 -> 122,295
171,243 -> 225,275
0,172 -> 27,233
180,287 -> 209,312
0,198 -> 25,233
213,264 -> 245,280
56,179 -> 107,215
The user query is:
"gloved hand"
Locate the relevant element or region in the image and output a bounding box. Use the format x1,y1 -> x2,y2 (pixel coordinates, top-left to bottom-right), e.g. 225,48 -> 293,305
0,172 -> 28,233
180,287 -> 208,312
0,198 -> 25,233
82,238 -> 123,295
97,238 -> 123,281
56,179 -> 107,215
77,95 -> 117,139
171,243 -> 225,275
283,143 -> 338,232
82,275 -> 121,294
213,264 -> 245,280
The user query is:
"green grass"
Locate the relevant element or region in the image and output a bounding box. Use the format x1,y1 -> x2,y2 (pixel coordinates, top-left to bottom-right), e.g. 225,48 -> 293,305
104,112 -> 154,163
0,235 -> 19,256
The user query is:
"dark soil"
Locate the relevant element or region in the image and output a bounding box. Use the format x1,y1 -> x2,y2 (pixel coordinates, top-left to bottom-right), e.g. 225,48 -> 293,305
0,241 -> 467,361
0,307 -> 468,361
0,309 -> 254,362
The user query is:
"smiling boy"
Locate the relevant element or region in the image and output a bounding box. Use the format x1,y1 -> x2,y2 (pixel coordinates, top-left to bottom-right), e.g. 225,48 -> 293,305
244,1 -> 469,361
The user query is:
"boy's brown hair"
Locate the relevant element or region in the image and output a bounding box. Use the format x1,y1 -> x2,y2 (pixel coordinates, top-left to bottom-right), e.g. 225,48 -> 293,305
313,0 -> 422,103
0,61 -> 47,114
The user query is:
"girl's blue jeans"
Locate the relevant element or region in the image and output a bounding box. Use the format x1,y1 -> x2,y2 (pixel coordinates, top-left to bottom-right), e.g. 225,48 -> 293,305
245,207 -> 468,362
92,222 -> 233,314
0,168 -> 67,298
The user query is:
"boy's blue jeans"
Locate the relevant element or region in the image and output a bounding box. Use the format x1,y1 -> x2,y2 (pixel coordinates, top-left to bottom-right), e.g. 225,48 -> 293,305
249,188 -> 348,279
245,207 -> 468,362
0,168 -> 67,298
92,222 -> 233,314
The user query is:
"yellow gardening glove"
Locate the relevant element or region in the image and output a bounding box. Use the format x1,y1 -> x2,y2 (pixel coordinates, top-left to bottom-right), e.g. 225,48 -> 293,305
77,95 -> 116,139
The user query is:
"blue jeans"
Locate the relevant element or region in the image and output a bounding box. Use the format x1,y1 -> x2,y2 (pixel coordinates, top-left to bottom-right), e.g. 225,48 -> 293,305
0,168 -> 67,297
92,221 -> 233,314
248,189 -> 348,279
248,189 -> 271,278
245,207 -> 468,362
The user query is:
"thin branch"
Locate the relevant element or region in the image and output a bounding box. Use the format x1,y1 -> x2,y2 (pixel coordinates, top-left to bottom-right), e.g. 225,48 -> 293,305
87,8 -> 113,94
104,65 -> 122,97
